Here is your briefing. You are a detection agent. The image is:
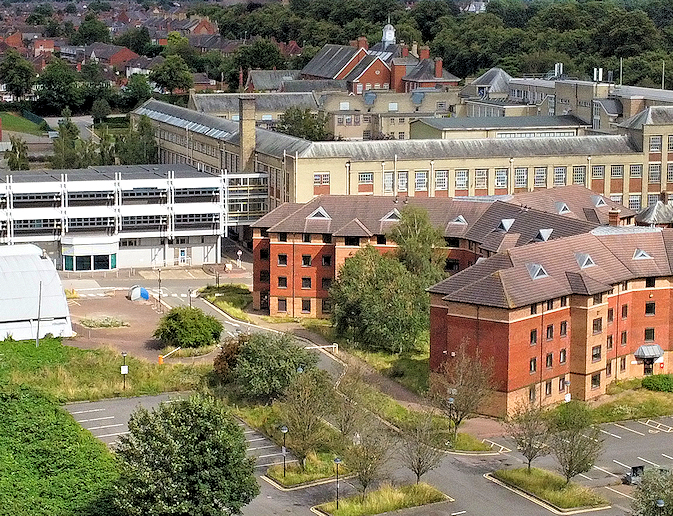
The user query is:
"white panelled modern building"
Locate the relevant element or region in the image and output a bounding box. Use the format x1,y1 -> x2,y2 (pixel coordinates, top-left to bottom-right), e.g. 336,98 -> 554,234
0,164 -> 266,270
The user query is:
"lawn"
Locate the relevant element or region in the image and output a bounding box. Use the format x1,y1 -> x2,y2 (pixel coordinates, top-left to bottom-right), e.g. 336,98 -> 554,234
267,452 -> 344,487
0,111 -> 44,136
316,482 -> 447,516
0,337 -> 211,402
492,468 -> 608,509
591,389 -> 673,423
0,385 -> 118,516
202,284 -> 253,322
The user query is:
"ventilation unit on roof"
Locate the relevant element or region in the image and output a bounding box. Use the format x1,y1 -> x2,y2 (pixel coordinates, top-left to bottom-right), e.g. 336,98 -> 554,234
633,248 -> 653,260
575,252 -> 595,269
534,228 -> 553,242
381,209 -> 401,222
497,218 -> 515,232
526,263 -> 549,280
591,195 -> 607,208
555,202 -> 571,214
307,206 -> 331,219
451,215 -> 467,224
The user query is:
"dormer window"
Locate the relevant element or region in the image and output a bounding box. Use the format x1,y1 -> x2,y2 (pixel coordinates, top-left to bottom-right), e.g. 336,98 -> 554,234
308,207 -> 331,220
497,218 -> 515,232
555,202 -> 571,214
575,252 -> 595,269
534,229 -> 553,242
591,195 -> 607,208
381,209 -> 401,222
633,248 -> 653,260
526,263 -> 549,280
451,215 -> 467,224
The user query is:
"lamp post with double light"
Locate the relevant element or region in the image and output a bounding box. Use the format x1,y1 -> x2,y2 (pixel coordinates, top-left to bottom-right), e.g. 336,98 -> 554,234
280,425 -> 288,477
334,457 -> 342,509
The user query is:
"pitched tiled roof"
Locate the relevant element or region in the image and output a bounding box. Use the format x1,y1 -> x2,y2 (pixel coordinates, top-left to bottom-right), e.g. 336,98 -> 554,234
343,55 -> 383,82
635,200 -> 673,225
300,44 -> 360,79
190,92 -> 318,113
403,59 -> 460,83
619,106 -> 673,130
246,69 -> 300,91
281,79 -> 348,92
414,115 -> 586,131
470,67 -> 512,92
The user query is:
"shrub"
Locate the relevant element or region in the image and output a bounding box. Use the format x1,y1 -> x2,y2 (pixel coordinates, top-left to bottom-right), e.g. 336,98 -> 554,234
642,374 -> 673,393
213,332 -> 250,382
154,306 -> 223,348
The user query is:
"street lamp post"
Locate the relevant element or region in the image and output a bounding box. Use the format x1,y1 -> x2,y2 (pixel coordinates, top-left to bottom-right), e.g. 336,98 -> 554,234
121,351 -> 128,390
334,457 -> 342,509
656,499 -> 665,514
188,288 -> 193,309
280,425 -> 288,477
158,268 -> 162,313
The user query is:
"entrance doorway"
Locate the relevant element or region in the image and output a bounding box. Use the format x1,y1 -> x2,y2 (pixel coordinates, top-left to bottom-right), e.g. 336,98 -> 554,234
644,359 -> 654,376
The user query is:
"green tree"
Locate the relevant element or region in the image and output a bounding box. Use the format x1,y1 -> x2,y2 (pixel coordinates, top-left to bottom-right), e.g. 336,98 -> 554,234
330,245 -> 429,354
399,414 -> 445,484
114,394 -> 259,516
51,108 -> 81,169
64,3 -> 77,13
116,115 -> 158,164
276,107 -> 332,141
387,204 -> 446,286
154,306 -> 223,348
343,418 -> 394,498
232,333 -> 318,400
149,54 -> 193,94
0,49 -> 36,100
548,401 -> 603,485
124,74 -> 153,108
115,27 -> 151,55
4,135 -> 29,171
234,39 -> 286,82
91,98 -> 111,124
37,59 -> 82,114
71,13 -> 111,45
632,468 -> 673,516
98,127 -> 115,166
504,401 -> 550,472
278,369 -> 334,469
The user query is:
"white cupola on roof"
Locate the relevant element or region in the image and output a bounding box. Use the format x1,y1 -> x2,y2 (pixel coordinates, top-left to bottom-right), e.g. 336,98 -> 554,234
382,23 -> 396,48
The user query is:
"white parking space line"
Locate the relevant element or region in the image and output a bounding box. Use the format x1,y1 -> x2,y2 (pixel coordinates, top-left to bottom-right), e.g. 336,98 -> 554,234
662,453 -> 673,461
605,487 -> 635,500
600,429 -> 621,439
246,437 -> 266,442
227,331 -> 235,337
70,408 -> 106,415
256,459 -> 298,468
180,294 -> 187,298
76,416 -> 115,423
243,430 -> 256,434
594,466 -> 620,478
579,473 -> 593,480
86,423 -> 124,431
248,445 -> 277,451
258,452 -> 284,458
613,459 -> 631,470
613,423 -> 644,436
98,431 -> 131,438
637,457 -> 660,467
451,512 -> 467,516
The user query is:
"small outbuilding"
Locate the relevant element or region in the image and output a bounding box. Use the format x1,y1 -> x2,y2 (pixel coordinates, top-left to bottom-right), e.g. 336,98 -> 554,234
0,244 -> 73,341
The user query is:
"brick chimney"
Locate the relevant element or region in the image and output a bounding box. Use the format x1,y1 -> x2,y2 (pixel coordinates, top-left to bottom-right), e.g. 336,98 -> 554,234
401,44 -> 409,57
357,36 -> 368,50
239,96 -> 256,173
419,46 -> 430,60
434,57 -> 443,78
608,208 -> 621,226
411,41 -> 418,57
391,61 -> 406,93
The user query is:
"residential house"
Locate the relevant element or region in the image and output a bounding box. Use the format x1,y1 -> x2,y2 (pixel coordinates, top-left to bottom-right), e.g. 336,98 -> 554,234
87,43 -> 139,68
245,70 -> 300,92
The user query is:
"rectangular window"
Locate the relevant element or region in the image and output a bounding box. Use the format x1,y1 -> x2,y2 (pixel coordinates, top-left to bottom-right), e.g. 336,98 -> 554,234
622,304 -> 628,319
668,163 -> 673,183
322,255 -> 332,266
279,233 -> 287,242
302,255 -> 311,266
573,166 -> 586,184
495,168 -> 508,188
592,345 -> 601,362
383,172 -> 394,193
649,163 -> 661,183
345,236 -> 359,246
607,334 -> 613,350
547,299 -> 554,310
321,298 -> 331,313
593,293 -> 603,305
475,169 -> 488,189
610,194 -> 623,204
559,348 -> 567,364
377,235 -> 387,245
314,174 -> 322,186
455,169 -> 468,190
628,195 -> 641,210
363,129 -> 372,140
545,380 -> 552,396
534,167 -> 547,187
278,298 -> 287,312
260,248 -> 269,260
645,328 -> 655,341
621,330 -> 627,346
514,167 -> 528,188
646,301 -> 656,315
593,318 -> 602,334
650,135 -> 662,152
646,277 -> 656,288
323,234 -> 332,244
560,296 -> 567,307
546,324 -> 554,340
559,375 -> 566,392
398,171 -> 408,192
530,357 -> 537,373
435,170 -> 448,190
553,166 -> 567,186
669,135 -> 673,151
531,304 -> 538,315
607,308 -> 614,323
530,329 -> 537,346
301,299 -> 311,313
339,101 -> 349,111
611,165 -> 624,178
529,386 -> 536,403
278,254 -> 288,266
321,277 -> 332,290
278,276 -> 287,288
388,102 -> 398,111
301,277 -> 311,289
560,321 -> 567,336
648,194 -> 659,207
303,233 -> 311,243
415,171 -> 428,191
591,165 -> 605,179
630,164 -> 642,178
620,356 -> 626,371
546,352 -> 553,368
606,360 -> 612,377
358,172 -> 373,184
591,372 -> 601,389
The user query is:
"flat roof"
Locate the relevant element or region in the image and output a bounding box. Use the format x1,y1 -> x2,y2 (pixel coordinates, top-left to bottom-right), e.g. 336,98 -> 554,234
413,115 -> 588,131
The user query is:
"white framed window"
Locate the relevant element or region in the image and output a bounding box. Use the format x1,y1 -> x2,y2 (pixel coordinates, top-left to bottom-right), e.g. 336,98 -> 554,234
455,169 -> 468,190
383,172 -> 394,193
630,164 -> 642,178
415,171 -> 428,191
668,163 -> 673,183
313,174 -> 322,186
650,135 -> 662,152
388,102 -> 398,111
610,194 -> 623,204
628,194 -> 641,210
573,166 -> 586,184
398,171 -> 408,192
514,167 -> 528,188
553,166 -> 567,186
495,168 -> 507,188
534,167 -> 546,187
591,165 -> 605,179
358,172 -> 373,184
337,116 -> 344,125
435,170 -> 448,190
649,163 -> 662,183
648,194 -> 659,206
339,101 -> 350,111
611,165 -> 623,178
475,169 -> 488,189
398,132 -> 405,140
365,83 -> 372,90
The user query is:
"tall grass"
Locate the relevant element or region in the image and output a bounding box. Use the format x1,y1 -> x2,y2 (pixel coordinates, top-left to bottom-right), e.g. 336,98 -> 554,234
316,482 -> 447,516
493,468 -> 607,509
202,284 -> 252,322
591,390 -> 673,423
267,452 -> 343,487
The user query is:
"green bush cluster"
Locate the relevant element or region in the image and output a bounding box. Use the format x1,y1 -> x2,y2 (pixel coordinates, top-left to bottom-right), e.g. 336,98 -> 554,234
642,374 -> 673,392
154,306 -> 223,348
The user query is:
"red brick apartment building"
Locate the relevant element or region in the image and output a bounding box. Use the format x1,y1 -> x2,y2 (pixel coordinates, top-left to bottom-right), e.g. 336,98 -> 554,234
250,187 -> 631,317
429,226 -> 673,416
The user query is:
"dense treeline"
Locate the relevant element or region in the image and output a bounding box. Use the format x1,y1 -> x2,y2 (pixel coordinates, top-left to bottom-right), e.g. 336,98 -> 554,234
189,0 -> 673,87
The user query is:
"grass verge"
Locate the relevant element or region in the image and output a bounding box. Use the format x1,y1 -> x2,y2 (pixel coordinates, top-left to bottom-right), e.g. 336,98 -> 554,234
267,452 -> 344,487
0,337 -> 211,402
0,111 -> 44,136
79,316 -> 129,328
316,482 -> 447,516
591,390 -> 673,423
492,468 -> 608,509
0,385 -> 118,515
159,343 -> 218,358
202,284 -> 252,322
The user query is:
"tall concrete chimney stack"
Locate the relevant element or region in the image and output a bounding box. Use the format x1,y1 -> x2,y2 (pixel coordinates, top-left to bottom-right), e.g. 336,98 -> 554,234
239,96 -> 256,173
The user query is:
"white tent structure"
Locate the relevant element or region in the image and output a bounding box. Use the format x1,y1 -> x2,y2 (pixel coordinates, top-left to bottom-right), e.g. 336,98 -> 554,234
0,244 -> 73,341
